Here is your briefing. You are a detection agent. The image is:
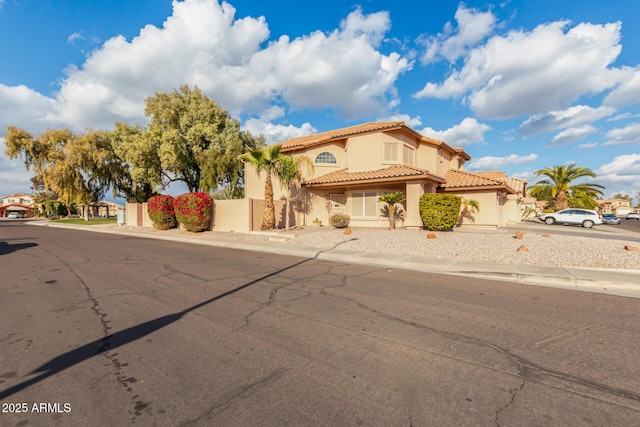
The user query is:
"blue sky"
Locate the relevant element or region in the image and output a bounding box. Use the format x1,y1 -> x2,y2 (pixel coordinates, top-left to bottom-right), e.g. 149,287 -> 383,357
1,0 -> 640,202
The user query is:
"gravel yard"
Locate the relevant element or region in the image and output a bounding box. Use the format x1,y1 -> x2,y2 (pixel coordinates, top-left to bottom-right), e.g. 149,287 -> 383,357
284,228 -> 640,270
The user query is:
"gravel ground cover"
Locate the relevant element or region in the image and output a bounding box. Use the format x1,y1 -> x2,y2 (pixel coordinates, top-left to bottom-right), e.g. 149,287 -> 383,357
286,228 -> 640,270
135,224 -> 640,270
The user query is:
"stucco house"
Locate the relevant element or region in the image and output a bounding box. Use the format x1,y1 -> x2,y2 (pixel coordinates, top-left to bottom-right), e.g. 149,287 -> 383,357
1,192 -> 34,217
596,198 -> 634,216
237,121 -> 526,231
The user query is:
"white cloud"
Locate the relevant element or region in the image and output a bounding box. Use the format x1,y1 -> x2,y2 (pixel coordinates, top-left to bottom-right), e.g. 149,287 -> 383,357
0,144 -> 33,197
415,20 -> 630,120
8,0 -> 409,132
608,112 -> 640,121
603,123 -> 640,146
380,114 -> 423,128
595,154 -> 640,189
467,153 -> 538,170
243,119 -> 316,145
0,84 -> 57,132
419,4 -> 496,64
420,117 -> 490,146
604,67 -> 640,107
548,125 -> 597,146
67,32 -> 84,44
519,105 -> 615,137
578,142 -> 599,150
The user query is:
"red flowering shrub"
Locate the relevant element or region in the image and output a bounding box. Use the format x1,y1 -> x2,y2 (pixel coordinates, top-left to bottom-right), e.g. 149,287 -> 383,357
174,192 -> 213,232
147,195 -> 177,230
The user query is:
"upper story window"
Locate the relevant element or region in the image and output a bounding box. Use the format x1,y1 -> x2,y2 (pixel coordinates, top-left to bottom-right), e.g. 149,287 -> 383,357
383,142 -> 399,162
315,152 -> 337,164
402,145 -> 414,165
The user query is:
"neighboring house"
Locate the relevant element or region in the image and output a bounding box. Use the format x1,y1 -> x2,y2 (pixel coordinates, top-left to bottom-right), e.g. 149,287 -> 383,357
237,121 -> 526,231
596,198 -> 634,215
1,192 -> 34,217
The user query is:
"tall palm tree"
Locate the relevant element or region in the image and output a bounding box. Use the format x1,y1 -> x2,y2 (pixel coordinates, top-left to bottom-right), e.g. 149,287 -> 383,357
378,192 -> 406,229
244,145 -> 284,230
278,155 -> 314,230
529,164 -> 605,211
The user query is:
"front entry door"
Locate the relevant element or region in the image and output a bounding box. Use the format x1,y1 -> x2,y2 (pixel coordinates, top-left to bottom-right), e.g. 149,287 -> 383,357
329,194 -> 345,215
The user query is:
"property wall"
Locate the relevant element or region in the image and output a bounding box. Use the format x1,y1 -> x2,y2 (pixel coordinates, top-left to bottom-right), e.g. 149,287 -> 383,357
213,199 -> 251,233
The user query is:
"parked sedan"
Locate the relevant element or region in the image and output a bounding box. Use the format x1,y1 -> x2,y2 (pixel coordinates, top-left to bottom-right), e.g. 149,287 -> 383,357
7,212 -> 20,219
538,209 -> 603,228
626,212 -> 640,220
601,213 -> 621,224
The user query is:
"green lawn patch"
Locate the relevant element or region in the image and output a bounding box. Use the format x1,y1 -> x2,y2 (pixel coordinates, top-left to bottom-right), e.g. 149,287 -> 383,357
51,218 -> 117,225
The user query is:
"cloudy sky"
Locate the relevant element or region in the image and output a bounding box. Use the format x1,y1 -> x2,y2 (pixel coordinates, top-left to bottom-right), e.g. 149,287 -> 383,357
1,0 -> 640,201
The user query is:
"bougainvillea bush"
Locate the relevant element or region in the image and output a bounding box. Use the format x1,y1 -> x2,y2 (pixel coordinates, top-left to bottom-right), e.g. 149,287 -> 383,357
174,192 -> 213,232
147,195 -> 177,230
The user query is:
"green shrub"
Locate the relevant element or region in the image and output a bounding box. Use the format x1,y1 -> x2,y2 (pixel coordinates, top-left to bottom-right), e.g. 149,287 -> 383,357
419,193 -> 461,231
174,192 -> 213,232
147,195 -> 177,230
330,213 -> 350,228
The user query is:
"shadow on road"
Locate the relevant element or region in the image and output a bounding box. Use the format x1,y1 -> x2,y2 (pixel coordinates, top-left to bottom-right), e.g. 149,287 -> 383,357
0,238 -> 357,400
0,241 -> 38,256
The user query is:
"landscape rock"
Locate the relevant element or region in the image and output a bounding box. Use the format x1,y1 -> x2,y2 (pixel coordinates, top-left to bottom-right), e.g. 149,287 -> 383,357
624,245 -> 640,252
514,231 -> 524,239
517,245 -> 529,253
426,233 -> 437,239
343,228 -> 352,235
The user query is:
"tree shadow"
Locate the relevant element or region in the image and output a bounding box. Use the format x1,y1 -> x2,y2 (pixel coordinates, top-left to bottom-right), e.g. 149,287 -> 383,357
0,241 -> 38,256
0,239 -> 357,400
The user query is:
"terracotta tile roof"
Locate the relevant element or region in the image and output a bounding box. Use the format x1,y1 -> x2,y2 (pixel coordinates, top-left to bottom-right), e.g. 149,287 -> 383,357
471,171 -> 527,194
2,192 -> 31,198
303,165 -> 445,187
440,169 -> 517,193
281,122 -> 406,150
473,171 -> 508,180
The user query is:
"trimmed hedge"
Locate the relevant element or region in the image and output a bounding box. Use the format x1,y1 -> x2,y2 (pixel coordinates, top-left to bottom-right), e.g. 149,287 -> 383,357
419,193 -> 461,231
147,195 -> 177,230
174,192 -> 213,232
330,213 -> 350,228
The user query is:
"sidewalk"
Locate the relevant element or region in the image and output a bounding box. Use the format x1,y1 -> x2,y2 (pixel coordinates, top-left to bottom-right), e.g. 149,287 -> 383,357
31,221 -> 640,299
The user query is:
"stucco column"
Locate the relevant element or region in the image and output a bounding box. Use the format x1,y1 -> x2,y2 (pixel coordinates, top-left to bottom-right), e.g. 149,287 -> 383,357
405,181 -> 426,228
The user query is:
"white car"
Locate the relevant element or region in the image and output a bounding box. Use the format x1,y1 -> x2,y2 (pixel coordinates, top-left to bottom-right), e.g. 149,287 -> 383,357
626,212 -> 640,220
538,209 -> 602,228
7,212 -> 20,219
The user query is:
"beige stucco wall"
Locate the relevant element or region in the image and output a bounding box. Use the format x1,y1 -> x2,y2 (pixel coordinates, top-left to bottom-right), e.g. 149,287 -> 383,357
454,191 -> 502,227
213,199 -> 251,232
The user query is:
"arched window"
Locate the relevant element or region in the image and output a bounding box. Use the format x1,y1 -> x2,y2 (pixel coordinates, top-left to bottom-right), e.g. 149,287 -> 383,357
315,152 -> 337,164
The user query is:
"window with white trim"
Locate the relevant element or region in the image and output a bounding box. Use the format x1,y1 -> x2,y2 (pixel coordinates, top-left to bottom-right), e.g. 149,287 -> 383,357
315,152 -> 337,164
351,192 -> 378,217
383,142 -> 399,163
402,145 -> 414,165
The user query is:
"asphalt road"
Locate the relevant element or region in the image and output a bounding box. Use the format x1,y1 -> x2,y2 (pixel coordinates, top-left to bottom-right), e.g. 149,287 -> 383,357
1,222 -> 639,426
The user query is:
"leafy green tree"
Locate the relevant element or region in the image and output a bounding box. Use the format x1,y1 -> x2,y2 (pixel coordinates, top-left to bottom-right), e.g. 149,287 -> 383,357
611,193 -> 632,201
378,192 -> 406,229
109,123 -> 159,202
199,117 -> 265,198
244,145 -> 297,230
529,164 -> 605,211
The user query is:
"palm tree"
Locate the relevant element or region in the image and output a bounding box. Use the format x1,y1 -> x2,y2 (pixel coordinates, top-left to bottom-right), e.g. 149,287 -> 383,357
457,198 -> 480,226
244,146 -> 312,230
378,192 -> 406,229
529,164 -> 605,211
278,155 -> 314,230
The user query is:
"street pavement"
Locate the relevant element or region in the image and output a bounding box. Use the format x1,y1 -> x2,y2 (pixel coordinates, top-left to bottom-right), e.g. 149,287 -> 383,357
30,220 -> 640,299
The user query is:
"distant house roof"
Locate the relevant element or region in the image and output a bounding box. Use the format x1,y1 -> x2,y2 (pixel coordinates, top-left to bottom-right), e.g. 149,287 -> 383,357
279,121 -> 471,160
2,192 -> 32,199
439,169 -> 518,193
302,165 -> 445,188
